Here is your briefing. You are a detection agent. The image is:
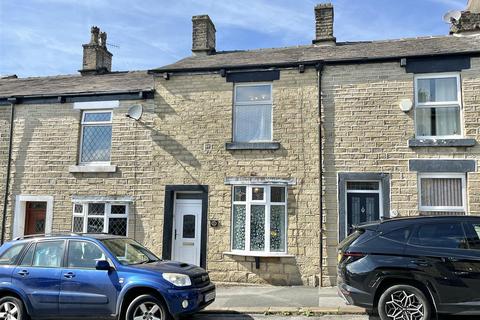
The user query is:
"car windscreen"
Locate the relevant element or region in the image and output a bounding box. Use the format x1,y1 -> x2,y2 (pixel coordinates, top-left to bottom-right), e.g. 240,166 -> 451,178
101,238 -> 160,265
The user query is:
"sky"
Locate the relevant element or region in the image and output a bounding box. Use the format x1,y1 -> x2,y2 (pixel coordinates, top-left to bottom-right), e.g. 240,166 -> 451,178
0,0 -> 468,78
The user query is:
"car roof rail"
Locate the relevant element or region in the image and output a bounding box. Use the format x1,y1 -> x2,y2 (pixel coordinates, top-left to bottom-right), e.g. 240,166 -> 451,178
12,232 -> 82,241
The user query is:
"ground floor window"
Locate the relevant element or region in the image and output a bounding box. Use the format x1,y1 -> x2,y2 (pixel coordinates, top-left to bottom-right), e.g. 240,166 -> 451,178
72,202 -> 129,236
418,173 -> 466,214
231,185 -> 287,254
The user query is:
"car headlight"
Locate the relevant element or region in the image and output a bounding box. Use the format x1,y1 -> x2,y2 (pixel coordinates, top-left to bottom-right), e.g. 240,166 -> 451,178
162,273 -> 192,287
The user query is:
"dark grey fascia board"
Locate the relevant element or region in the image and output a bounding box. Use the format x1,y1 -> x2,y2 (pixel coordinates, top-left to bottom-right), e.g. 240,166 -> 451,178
0,89 -> 155,106
408,138 -> 477,148
226,70 -> 280,83
405,55 -> 470,73
225,142 -> 281,150
409,159 -> 477,173
148,51 -> 480,74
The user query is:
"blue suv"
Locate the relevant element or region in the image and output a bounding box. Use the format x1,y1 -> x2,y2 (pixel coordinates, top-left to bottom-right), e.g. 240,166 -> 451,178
0,234 -> 215,320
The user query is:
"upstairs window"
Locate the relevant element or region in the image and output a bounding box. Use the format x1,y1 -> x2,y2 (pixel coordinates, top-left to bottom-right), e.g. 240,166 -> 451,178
415,73 -> 462,138
231,185 -> 287,254
234,84 -> 272,142
80,111 -> 112,164
73,202 -> 128,236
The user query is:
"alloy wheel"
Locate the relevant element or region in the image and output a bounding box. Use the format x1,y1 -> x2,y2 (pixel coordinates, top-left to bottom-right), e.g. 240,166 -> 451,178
384,290 -> 425,320
0,302 -> 19,320
133,302 -> 163,320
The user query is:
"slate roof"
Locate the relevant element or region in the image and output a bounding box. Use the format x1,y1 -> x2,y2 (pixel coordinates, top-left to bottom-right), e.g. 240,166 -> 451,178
153,35 -> 480,72
0,71 -> 153,98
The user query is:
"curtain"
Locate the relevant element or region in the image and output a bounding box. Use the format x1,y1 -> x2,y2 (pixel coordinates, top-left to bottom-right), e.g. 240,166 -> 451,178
234,104 -> 272,142
416,107 -> 460,136
421,177 -> 463,207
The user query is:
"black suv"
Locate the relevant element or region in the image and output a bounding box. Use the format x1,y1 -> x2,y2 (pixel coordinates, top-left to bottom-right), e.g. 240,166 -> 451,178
337,216 -> 480,320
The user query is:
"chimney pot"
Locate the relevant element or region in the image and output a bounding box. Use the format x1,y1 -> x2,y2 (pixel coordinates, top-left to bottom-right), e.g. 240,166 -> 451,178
192,15 -> 216,55
313,3 -> 336,46
90,26 -> 100,45
80,26 -> 113,75
100,32 -> 107,48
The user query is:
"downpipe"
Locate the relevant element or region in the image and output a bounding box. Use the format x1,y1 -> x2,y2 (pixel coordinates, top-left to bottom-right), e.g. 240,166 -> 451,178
1,98 -> 16,244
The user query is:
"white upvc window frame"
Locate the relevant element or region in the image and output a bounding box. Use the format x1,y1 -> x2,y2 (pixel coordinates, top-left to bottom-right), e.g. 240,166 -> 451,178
72,202 -> 129,236
233,83 -> 273,143
231,185 -> 288,256
414,72 -> 463,139
79,110 -> 113,165
417,172 -> 467,213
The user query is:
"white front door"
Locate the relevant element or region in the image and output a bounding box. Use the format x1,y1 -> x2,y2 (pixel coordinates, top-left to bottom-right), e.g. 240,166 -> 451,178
172,199 -> 202,266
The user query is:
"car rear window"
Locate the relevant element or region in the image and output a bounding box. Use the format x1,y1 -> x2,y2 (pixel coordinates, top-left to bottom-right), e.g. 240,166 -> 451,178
338,230 -> 365,250
381,227 -> 411,243
409,222 -> 467,249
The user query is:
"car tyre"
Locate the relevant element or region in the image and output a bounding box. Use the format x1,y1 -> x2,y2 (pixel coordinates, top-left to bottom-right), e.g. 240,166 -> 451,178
378,284 -> 431,320
126,294 -> 171,320
0,296 -> 27,320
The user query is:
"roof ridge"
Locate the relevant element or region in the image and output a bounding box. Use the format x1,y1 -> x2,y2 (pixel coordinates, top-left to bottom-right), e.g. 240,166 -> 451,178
1,70 -> 150,81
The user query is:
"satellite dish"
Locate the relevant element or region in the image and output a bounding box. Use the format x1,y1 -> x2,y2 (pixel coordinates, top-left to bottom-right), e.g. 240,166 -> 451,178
443,10 -> 462,23
126,104 -> 143,121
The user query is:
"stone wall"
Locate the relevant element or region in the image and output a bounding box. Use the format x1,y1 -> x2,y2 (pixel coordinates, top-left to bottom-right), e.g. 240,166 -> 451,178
321,58 -> 480,286
2,99 -> 156,241
152,68 -> 321,286
2,67 -> 321,286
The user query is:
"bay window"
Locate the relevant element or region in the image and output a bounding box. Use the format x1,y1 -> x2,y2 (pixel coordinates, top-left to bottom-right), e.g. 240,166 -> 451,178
415,73 -> 462,138
233,84 -> 272,142
73,202 -> 128,236
231,185 -> 287,254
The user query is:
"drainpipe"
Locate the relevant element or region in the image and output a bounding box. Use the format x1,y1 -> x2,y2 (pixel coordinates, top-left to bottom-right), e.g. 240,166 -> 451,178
316,62 -> 325,287
1,98 -> 16,244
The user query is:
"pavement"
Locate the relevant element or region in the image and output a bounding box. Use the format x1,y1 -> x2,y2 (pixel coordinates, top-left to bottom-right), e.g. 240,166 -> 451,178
202,285 -> 364,316
196,285 -> 479,319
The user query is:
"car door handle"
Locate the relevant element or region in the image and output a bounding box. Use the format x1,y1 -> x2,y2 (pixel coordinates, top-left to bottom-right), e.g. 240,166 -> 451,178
411,259 -> 431,267
17,270 -> 29,276
442,257 -> 459,263
63,272 -> 76,279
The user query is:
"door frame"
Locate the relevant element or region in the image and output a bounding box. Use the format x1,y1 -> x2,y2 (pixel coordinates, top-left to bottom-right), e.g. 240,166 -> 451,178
13,195 -> 54,239
338,173 -> 390,241
162,185 -> 208,269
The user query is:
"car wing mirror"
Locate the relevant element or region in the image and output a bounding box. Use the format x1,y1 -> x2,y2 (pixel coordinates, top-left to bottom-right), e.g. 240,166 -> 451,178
95,260 -> 112,271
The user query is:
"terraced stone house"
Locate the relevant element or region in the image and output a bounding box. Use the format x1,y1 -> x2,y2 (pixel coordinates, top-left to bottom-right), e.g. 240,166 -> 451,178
1,1 -> 480,286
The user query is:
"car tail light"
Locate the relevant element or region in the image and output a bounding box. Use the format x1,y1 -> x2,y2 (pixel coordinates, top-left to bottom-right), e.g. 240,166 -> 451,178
338,251 -> 366,263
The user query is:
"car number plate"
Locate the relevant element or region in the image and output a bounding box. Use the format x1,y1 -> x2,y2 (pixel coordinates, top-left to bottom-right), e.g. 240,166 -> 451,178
204,291 -> 215,302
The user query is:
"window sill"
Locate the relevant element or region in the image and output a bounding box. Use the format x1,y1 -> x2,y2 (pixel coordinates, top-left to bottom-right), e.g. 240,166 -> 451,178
408,138 -> 476,148
69,164 -> 117,173
225,142 -> 281,150
223,251 -> 295,258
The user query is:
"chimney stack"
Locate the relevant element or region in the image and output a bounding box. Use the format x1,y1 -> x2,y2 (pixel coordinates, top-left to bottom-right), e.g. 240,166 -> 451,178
192,15 -> 216,55
450,0 -> 480,35
80,26 -> 113,75
313,3 -> 336,46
